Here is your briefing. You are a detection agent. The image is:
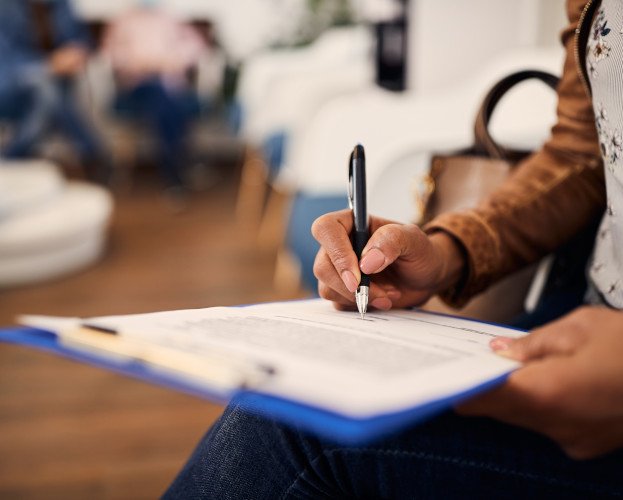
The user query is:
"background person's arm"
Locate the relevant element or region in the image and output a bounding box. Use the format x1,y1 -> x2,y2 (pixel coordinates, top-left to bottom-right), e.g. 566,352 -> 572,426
48,0 -> 90,76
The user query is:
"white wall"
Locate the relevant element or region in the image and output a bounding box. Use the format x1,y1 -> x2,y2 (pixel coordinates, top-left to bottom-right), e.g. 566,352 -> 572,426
73,0 -> 567,71
73,0 -> 308,62
407,0 -> 567,93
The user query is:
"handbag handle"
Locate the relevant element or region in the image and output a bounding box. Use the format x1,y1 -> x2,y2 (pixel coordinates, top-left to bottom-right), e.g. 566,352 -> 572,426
474,70 -> 560,160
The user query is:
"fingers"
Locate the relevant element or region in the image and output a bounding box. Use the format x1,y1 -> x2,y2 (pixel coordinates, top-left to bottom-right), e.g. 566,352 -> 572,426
455,359 -> 571,429
490,308 -> 592,362
314,248 -> 353,301
313,212 -> 428,288
360,223 -> 429,275
317,280 -> 397,311
459,308 -> 623,460
318,280 -> 356,308
456,363 -> 620,460
312,210 -> 434,309
315,247 -> 401,310
311,210 -> 360,293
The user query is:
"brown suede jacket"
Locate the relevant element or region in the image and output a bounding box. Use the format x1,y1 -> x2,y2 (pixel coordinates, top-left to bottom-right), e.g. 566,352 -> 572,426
425,0 -> 606,306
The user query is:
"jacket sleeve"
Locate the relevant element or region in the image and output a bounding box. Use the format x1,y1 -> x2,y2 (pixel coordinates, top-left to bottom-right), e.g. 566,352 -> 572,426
424,0 -> 606,306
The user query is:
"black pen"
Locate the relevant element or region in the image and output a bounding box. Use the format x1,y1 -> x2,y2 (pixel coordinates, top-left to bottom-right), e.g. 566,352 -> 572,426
348,144 -> 370,319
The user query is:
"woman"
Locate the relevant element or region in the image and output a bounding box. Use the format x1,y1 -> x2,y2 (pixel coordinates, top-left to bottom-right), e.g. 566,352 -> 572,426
165,1 -> 623,497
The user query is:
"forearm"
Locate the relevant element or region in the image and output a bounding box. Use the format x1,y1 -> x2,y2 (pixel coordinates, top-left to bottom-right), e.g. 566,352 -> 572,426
426,147 -> 605,306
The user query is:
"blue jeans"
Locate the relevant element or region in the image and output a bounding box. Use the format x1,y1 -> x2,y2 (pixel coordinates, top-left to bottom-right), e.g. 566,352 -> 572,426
0,69 -> 103,162
164,403 -> 623,499
114,79 -> 199,188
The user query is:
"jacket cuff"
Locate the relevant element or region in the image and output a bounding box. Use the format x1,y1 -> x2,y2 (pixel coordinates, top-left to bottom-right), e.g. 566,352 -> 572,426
423,211 -> 502,307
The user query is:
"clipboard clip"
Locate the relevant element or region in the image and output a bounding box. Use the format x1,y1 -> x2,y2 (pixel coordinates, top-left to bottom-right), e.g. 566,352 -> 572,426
62,324 -> 277,392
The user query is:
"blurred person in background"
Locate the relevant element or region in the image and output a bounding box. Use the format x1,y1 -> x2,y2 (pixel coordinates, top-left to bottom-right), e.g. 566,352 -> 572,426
0,0 -> 110,183
102,0 -> 207,198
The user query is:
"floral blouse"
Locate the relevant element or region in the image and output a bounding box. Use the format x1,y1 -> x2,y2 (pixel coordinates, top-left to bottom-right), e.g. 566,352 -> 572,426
586,0 -> 623,308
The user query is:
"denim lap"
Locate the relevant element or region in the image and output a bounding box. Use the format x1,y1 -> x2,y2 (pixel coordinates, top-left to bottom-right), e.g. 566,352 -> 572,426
164,403 -> 623,499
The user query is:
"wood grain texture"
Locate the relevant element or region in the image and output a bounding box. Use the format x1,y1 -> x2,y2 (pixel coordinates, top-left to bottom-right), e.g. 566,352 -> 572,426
0,167 -> 308,499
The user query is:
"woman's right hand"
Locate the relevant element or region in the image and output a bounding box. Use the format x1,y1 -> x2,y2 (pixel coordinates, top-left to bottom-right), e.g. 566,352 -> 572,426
311,209 -> 466,311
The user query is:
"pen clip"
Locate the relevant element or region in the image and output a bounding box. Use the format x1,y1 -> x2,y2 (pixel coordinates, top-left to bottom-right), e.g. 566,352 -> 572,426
348,150 -> 355,210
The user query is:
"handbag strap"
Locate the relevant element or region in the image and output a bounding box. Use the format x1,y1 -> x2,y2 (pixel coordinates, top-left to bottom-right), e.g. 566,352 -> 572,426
474,70 -> 560,160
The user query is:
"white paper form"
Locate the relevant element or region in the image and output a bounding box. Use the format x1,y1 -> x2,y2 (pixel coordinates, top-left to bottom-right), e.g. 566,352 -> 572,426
82,299 -> 524,418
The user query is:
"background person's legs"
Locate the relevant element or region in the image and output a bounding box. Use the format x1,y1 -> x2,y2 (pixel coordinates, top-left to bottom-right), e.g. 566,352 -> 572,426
164,403 -> 623,499
0,71 -> 111,184
0,70 -> 57,158
115,79 -> 199,189
54,78 -> 111,183
152,85 -> 198,189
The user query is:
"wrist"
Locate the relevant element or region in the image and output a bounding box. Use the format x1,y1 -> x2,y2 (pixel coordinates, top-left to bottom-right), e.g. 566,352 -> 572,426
428,231 -> 467,293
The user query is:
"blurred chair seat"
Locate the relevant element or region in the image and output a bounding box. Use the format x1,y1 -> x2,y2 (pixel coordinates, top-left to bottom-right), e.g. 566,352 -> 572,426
282,47 -> 563,197
0,160 -> 65,219
0,181 -> 113,288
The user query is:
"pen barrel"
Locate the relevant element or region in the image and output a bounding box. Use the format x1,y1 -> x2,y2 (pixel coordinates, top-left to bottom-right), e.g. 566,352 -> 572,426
359,273 -> 370,287
353,229 -> 370,287
353,230 -> 368,260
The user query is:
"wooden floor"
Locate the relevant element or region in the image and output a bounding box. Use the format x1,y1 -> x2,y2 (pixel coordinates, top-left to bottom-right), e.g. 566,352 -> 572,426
0,164 -> 308,499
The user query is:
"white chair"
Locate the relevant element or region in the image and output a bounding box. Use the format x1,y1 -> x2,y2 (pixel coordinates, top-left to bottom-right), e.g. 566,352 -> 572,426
236,26 -> 373,144
281,47 -> 563,198
0,160 -> 64,220
234,25 -> 375,234
0,161 -> 113,288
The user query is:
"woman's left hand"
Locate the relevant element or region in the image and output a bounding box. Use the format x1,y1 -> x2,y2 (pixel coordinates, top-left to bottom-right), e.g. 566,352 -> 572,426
457,306 -> 623,459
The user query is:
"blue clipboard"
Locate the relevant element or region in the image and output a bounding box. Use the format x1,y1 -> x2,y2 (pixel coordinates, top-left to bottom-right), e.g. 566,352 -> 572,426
0,326 -> 511,445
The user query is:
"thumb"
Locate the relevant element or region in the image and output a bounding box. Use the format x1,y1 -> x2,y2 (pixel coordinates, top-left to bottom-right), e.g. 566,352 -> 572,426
490,324 -> 585,362
359,223 -> 427,275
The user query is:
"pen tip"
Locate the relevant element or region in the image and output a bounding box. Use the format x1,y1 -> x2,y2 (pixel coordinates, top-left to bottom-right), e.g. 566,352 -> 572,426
355,285 -> 369,320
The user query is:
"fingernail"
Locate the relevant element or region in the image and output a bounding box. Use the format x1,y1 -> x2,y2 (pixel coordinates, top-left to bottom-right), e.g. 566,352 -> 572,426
361,248 -> 386,274
490,337 -> 513,352
341,270 -> 359,293
386,288 -> 402,300
371,297 -> 392,310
